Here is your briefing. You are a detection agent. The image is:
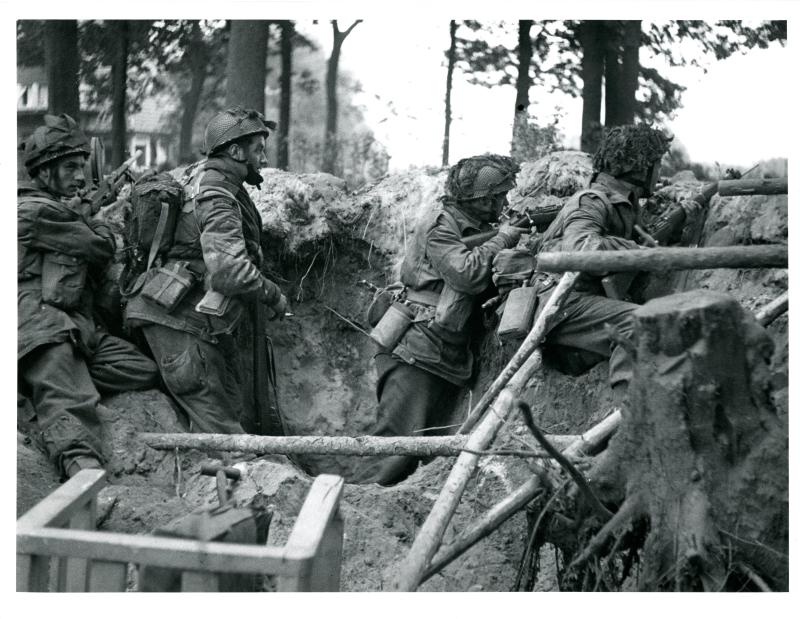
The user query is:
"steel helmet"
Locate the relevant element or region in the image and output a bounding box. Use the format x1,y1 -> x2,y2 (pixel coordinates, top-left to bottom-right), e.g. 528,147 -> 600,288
446,155 -> 520,201
592,124 -> 672,177
19,113 -> 91,173
203,107 -> 277,155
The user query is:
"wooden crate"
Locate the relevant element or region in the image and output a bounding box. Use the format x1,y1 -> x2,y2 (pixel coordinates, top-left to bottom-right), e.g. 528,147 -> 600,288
17,469 -> 344,592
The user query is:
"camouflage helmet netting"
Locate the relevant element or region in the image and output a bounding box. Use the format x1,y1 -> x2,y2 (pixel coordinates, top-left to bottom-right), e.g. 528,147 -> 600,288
19,113 -> 91,172
592,125 -> 672,177
446,154 -> 520,201
203,107 -> 278,155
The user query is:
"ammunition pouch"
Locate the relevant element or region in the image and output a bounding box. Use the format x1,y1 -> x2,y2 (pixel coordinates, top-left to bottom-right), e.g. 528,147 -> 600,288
140,260 -> 196,312
41,252 -> 87,310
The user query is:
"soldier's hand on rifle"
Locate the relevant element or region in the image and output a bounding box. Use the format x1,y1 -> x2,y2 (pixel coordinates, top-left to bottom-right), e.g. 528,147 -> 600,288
497,222 -> 527,246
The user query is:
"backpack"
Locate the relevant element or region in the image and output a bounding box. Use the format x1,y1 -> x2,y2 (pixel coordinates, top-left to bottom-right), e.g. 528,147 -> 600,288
119,164 -> 237,298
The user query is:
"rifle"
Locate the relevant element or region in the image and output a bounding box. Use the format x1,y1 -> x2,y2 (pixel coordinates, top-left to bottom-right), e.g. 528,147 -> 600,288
461,202 -> 563,249
80,149 -> 139,214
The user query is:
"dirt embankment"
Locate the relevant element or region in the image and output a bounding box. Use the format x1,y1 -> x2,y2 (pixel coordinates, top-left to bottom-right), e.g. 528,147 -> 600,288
16,153 -> 788,591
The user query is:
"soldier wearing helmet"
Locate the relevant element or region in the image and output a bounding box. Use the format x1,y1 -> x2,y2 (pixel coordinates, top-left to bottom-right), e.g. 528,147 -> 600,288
529,124 -> 692,405
352,154 -> 526,486
125,107 -> 288,434
18,114 -> 158,478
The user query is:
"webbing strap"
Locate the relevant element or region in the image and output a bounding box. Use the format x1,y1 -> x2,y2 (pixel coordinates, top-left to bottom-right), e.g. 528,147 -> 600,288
146,201 -> 171,271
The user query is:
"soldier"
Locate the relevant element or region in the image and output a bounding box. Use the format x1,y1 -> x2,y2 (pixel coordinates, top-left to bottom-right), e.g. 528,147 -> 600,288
18,113 -> 158,478
125,107 -> 288,434
530,124 -> 700,403
353,155 -> 525,485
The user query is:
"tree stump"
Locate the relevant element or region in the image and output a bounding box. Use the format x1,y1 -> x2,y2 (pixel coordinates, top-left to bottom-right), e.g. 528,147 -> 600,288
595,290 -> 788,590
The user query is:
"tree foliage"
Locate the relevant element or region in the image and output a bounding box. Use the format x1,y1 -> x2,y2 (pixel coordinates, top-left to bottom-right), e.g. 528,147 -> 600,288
456,19 -> 787,129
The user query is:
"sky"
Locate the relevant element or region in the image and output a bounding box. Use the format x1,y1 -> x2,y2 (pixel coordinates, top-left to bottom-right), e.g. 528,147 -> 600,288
297,19 -> 791,171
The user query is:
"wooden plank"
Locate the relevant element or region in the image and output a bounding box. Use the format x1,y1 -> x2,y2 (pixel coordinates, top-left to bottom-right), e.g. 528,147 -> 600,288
17,469 -> 106,531
308,507 -> 344,591
17,528 -> 295,575
282,475 -> 344,562
181,570 -> 220,592
88,560 -> 128,592
60,499 -> 96,591
16,553 -> 50,592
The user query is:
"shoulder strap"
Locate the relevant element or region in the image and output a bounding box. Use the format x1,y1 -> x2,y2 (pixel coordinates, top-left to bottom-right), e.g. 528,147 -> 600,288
17,195 -> 65,209
146,200 -> 172,271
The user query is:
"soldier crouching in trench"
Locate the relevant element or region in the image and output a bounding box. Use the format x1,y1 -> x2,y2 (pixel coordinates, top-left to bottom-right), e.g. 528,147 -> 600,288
351,155 -> 527,486
529,124 -> 702,405
124,108 -> 288,435
18,114 -> 158,479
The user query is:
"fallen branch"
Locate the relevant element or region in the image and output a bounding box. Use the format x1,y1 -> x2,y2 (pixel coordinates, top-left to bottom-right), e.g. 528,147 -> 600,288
717,177 -> 787,197
139,432 -> 574,458
568,492 -> 645,571
420,476 -> 544,584
417,407 -> 624,584
389,390 -> 518,591
536,245 -> 787,274
754,290 -> 788,327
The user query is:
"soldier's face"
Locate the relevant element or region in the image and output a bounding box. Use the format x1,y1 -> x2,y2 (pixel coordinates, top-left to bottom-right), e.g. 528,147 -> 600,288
39,155 -> 87,197
241,135 -> 268,171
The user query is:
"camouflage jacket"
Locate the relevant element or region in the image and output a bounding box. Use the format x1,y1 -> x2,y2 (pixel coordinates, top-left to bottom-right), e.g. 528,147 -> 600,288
393,205 -> 516,385
535,172 -> 642,294
125,156 -> 283,341
17,184 -> 116,359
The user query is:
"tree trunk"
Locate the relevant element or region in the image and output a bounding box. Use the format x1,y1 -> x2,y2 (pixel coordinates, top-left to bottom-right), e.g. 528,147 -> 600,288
178,22 -> 209,163
603,21 -> 623,127
594,291 -> 788,590
511,20 -> 533,160
44,21 -> 80,119
322,20 -> 361,175
579,21 -> 604,153
110,20 -> 129,168
442,20 -> 457,167
618,20 -> 641,124
277,21 -> 294,170
225,20 -> 269,111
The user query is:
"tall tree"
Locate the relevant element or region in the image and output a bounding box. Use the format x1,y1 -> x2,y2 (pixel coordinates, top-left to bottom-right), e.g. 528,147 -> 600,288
110,20 -> 130,167
578,21 -> 604,153
277,20 -> 294,170
44,21 -> 80,119
442,20 -> 458,167
177,22 -> 211,162
322,19 -> 362,175
511,20 -> 533,160
226,20 -> 269,111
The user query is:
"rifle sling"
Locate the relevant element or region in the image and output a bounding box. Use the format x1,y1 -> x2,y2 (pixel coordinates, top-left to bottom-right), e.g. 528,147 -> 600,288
147,201 -> 171,271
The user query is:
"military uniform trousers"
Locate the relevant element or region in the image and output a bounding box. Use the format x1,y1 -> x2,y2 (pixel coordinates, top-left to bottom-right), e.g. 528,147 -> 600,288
19,333 -> 158,475
352,352 -> 461,486
541,291 -> 637,390
142,324 -> 246,434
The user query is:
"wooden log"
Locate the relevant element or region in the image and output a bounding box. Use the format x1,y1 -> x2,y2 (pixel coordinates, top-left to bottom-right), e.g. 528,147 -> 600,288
389,390 -> 518,591
536,244 -> 787,274
754,291 -> 788,327
458,271 -> 580,434
717,177 -> 787,197
138,432 -> 573,458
